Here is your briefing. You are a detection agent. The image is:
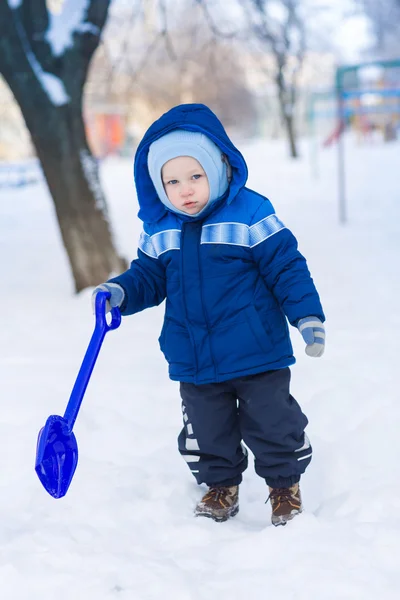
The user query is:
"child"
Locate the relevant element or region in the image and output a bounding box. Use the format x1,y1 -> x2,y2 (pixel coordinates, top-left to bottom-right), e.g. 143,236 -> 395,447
92,104 -> 325,526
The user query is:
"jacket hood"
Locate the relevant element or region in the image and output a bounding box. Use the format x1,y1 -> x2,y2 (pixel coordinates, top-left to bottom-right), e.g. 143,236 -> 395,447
134,103 -> 248,223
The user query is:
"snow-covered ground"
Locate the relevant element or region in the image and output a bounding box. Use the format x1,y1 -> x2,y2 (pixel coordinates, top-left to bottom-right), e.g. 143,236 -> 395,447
1,135 -> 399,599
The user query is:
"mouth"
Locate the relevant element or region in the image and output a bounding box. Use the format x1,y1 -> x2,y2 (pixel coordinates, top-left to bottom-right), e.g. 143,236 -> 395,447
183,201 -> 197,208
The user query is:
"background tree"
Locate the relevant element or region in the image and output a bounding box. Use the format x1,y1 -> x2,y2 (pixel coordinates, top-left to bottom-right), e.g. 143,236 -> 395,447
357,0 -> 400,57
129,7 -> 257,136
240,0 -> 305,158
196,0 -> 306,158
86,0 -> 256,139
0,0 -> 127,292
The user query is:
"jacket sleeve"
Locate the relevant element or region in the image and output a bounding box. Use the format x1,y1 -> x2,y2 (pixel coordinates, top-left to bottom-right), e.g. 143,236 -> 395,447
107,231 -> 166,316
250,200 -> 325,326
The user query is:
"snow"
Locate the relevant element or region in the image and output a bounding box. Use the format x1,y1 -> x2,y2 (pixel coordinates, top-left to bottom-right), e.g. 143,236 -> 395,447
0,159 -> 42,189
46,0 -> 93,57
33,66 -> 70,106
1,134 -> 400,599
10,0 -> 95,103
79,150 -> 108,213
12,13 -> 70,106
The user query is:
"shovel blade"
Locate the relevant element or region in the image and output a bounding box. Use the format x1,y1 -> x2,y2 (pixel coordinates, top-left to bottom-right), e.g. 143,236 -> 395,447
35,415 -> 78,499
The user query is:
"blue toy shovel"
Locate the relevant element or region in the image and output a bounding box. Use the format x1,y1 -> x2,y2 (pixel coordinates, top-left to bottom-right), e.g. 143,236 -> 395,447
35,291 -> 121,498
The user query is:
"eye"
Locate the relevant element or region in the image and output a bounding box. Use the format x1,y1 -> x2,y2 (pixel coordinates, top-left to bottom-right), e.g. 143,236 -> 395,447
192,174 -> 202,180
166,179 -> 178,185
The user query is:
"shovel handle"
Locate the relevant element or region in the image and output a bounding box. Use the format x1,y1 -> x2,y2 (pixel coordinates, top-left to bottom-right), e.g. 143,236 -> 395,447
63,291 -> 121,430
95,290 -> 122,332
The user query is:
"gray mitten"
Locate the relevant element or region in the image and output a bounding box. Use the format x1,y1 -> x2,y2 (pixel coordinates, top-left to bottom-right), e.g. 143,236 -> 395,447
297,316 -> 325,357
91,283 -> 125,314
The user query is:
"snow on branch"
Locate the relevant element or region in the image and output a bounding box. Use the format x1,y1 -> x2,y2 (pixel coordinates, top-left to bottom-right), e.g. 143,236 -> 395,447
36,69 -> 70,106
11,8 -> 69,105
46,0 -> 99,56
25,44 -> 69,105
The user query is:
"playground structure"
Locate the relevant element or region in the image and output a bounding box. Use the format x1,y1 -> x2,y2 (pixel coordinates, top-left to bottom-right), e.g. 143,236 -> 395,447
309,61 -> 400,148
85,108 -> 126,158
336,59 -> 400,223
308,59 -> 400,223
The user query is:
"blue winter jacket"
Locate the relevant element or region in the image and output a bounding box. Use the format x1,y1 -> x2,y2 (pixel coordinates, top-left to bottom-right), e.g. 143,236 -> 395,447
109,104 -> 325,384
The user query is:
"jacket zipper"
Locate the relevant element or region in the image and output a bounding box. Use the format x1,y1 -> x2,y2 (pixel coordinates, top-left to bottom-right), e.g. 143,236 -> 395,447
180,223 -> 199,375
195,224 -> 218,381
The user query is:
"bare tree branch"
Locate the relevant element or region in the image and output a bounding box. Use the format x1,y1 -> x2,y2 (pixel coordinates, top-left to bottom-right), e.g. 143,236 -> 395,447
159,0 -> 178,60
102,4 -> 142,91
193,0 -> 240,39
357,0 -> 400,53
123,32 -> 166,102
242,0 -> 306,157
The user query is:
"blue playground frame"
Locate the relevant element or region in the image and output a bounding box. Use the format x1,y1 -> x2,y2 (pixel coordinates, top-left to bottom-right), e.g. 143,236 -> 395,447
335,58 -> 400,223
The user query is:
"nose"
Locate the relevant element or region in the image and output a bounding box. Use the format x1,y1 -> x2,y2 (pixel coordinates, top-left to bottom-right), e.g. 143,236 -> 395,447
180,183 -> 194,197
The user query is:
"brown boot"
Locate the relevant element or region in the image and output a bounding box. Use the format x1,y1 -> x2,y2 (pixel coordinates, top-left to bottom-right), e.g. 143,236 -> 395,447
195,485 -> 239,522
268,483 -> 303,526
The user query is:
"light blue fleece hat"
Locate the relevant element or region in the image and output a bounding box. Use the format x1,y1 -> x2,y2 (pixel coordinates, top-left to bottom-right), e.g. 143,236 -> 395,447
147,129 -> 230,216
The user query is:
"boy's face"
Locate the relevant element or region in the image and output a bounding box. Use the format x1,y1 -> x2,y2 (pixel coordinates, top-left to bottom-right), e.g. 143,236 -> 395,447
161,156 -> 210,214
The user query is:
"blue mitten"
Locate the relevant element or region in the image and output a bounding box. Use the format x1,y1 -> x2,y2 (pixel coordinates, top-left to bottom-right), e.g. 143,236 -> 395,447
91,283 -> 125,314
297,317 -> 325,357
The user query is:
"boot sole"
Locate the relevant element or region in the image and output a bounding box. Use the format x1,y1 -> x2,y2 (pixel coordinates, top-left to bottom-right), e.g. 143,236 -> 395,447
195,505 -> 239,523
271,509 -> 302,527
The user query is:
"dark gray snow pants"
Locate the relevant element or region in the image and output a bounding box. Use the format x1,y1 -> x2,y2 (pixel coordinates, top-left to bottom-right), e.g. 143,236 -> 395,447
178,368 -> 312,488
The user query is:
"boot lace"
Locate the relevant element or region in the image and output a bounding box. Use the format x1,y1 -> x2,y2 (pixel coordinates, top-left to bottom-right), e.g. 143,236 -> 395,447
204,487 -> 227,503
266,487 -> 295,505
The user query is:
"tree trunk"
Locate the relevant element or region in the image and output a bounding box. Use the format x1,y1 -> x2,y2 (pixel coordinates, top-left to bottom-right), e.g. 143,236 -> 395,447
31,103 -> 127,291
0,0 -> 127,292
276,76 -> 299,159
283,113 -> 298,159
